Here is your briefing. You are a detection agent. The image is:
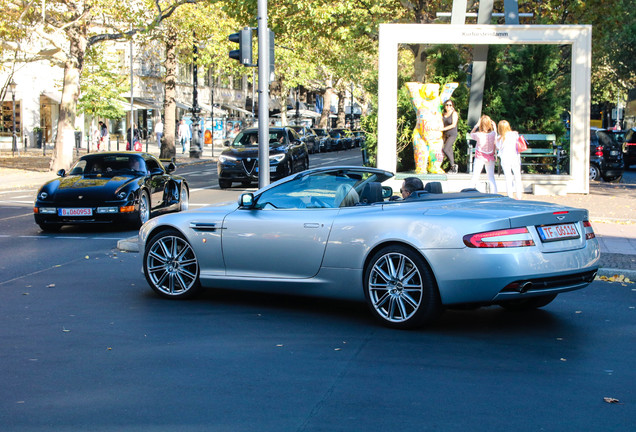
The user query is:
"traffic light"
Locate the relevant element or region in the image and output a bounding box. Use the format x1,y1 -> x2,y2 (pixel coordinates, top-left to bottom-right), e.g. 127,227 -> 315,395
228,28 -> 252,66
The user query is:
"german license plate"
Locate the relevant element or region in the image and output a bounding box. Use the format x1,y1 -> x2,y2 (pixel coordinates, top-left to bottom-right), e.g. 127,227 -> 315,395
537,223 -> 579,242
58,208 -> 93,216
255,166 -> 277,173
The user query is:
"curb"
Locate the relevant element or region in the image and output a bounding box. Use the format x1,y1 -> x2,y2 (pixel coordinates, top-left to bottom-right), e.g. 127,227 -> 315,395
117,237 -> 139,253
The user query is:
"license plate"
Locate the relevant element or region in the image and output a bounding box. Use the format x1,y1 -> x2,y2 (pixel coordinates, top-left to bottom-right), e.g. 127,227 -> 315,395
537,223 -> 579,242
58,208 -> 93,216
255,166 -> 277,173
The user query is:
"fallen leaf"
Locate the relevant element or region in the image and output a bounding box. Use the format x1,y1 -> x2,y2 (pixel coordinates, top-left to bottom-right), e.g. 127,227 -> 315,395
85,255 -> 90,259
603,397 -> 620,404
62,327 -> 70,333
47,284 -> 55,288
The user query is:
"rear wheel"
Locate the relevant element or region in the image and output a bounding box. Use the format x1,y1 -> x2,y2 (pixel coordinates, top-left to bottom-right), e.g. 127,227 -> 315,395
498,294 -> 557,311
143,229 -> 201,299
589,164 -> 601,181
179,185 -> 189,211
364,245 -> 441,329
603,174 -> 622,183
137,191 -> 150,227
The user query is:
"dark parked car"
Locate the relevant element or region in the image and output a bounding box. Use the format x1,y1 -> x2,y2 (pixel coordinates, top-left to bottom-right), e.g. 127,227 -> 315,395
328,128 -> 354,150
290,125 -> 318,154
609,127 -> 636,169
589,127 -> 624,182
217,127 -> 309,188
352,130 -> 366,148
313,128 -> 330,152
34,152 -> 189,231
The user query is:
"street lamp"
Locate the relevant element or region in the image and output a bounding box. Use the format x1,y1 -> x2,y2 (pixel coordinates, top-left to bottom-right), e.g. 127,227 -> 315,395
189,34 -> 202,158
8,79 -> 17,157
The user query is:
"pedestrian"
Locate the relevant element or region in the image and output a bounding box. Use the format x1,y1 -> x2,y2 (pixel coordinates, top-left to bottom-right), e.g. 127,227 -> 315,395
126,124 -> 140,151
496,120 -> 523,199
441,99 -> 459,173
469,115 -> 498,193
178,119 -> 190,154
99,121 -> 108,151
154,118 -> 164,147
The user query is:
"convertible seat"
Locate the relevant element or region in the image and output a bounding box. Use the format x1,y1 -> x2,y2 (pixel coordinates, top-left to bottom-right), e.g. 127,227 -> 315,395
359,182 -> 383,204
424,181 -> 443,194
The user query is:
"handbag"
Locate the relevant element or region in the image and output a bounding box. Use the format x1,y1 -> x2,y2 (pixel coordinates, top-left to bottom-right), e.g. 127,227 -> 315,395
516,135 -> 528,153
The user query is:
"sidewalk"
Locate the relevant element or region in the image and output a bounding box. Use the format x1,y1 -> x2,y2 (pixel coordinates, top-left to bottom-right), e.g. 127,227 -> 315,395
1,147 -> 634,279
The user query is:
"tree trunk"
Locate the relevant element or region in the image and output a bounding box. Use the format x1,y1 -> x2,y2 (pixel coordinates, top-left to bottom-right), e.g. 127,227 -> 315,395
160,25 -> 177,160
319,87 -> 333,128
50,29 -> 86,172
336,89 -> 346,128
411,44 -> 428,82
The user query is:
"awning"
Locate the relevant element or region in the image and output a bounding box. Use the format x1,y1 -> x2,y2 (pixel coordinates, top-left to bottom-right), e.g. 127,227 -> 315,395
221,103 -> 253,116
122,97 -> 161,110
273,109 -> 321,119
41,91 -> 62,104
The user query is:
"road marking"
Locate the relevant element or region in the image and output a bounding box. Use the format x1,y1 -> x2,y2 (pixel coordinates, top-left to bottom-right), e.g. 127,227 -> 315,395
0,213 -> 32,221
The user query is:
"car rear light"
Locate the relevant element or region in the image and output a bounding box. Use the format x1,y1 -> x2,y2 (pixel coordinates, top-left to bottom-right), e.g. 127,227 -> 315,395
583,220 -> 595,240
120,205 -> 135,213
463,227 -> 535,248
595,145 -> 603,156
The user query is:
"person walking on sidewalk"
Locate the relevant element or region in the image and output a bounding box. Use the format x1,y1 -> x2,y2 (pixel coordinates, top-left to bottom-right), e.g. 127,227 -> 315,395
154,118 -> 164,147
496,120 -> 523,199
469,115 -> 498,193
178,119 -> 190,154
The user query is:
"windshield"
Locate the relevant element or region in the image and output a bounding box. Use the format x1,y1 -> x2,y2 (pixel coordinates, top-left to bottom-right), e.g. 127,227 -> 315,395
232,130 -> 286,146
69,155 -> 147,177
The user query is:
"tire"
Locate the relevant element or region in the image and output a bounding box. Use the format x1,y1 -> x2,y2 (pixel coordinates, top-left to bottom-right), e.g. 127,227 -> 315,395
589,164 -> 601,181
303,156 -> 309,171
179,185 -> 189,211
498,294 -> 557,311
143,229 -> 201,299
219,179 -> 232,189
603,174 -> 622,183
364,245 -> 442,329
137,190 -> 150,227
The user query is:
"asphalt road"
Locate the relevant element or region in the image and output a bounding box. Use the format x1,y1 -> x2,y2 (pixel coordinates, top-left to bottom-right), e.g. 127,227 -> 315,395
1,149 -> 634,431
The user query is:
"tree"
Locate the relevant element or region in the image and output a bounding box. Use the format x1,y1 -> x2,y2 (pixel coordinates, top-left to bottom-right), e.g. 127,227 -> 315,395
3,0 -> 203,171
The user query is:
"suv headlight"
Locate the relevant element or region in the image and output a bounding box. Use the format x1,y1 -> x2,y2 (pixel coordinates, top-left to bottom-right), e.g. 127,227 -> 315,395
269,154 -> 285,163
219,155 -> 237,163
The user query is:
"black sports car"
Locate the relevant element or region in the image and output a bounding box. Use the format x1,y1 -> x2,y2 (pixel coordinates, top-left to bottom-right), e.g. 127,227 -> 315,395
217,127 -> 309,188
34,152 -> 189,231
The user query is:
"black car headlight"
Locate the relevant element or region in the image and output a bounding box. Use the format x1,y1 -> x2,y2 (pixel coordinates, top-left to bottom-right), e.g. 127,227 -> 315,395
219,155 -> 237,164
37,191 -> 48,200
269,154 -> 285,164
116,190 -> 128,200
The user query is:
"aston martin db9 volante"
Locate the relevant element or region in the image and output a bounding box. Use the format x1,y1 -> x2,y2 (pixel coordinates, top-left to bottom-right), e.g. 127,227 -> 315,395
140,166 -> 599,329
34,152 -> 189,231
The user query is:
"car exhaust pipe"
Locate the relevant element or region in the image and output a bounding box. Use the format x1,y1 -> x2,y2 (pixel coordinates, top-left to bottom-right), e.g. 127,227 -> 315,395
519,281 -> 533,293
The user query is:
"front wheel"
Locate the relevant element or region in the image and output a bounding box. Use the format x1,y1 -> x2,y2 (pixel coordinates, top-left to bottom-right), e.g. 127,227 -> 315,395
143,229 -> 201,299
364,245 -> 442,329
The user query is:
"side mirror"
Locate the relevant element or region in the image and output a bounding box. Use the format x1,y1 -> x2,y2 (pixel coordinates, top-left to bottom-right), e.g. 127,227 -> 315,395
238,193 -> 255,209
57,169 -> 66,177
382,186 -> 393,199
165,162 -> 176,173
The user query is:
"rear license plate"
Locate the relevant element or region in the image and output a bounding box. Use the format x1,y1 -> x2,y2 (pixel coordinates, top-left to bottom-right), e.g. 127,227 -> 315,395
537,223 -> 579,242
58,208 -> 93,216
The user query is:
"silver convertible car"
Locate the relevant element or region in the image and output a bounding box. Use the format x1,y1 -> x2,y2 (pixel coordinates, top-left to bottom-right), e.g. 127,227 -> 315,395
139,166 -> 600,329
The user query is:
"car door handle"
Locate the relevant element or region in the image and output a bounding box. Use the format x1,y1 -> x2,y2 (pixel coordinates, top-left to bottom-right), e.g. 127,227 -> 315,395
304,223 -> 321,228
190,222 -> 225,231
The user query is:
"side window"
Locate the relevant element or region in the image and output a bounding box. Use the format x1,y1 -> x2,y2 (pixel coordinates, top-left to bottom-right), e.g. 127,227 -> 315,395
255,173 -> 357,209
145,158 -> 160,173
69,160 -> 87,175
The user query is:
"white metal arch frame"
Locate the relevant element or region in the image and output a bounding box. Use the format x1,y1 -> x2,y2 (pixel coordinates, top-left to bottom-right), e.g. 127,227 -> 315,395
377,24 -> 592,194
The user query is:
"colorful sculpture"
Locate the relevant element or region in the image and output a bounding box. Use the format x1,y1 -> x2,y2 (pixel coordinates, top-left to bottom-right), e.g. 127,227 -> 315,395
406,82 -> 458,174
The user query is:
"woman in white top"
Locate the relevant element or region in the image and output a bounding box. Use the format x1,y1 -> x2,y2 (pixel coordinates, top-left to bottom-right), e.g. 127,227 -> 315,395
469,115 -> 498,193
496,120 -> 523,199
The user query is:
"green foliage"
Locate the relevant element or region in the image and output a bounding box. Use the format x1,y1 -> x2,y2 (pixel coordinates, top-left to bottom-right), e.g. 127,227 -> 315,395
77,49 -> 127,120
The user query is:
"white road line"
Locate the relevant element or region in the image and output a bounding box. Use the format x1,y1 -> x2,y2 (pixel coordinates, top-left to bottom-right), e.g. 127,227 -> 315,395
0,213 -> 32,221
